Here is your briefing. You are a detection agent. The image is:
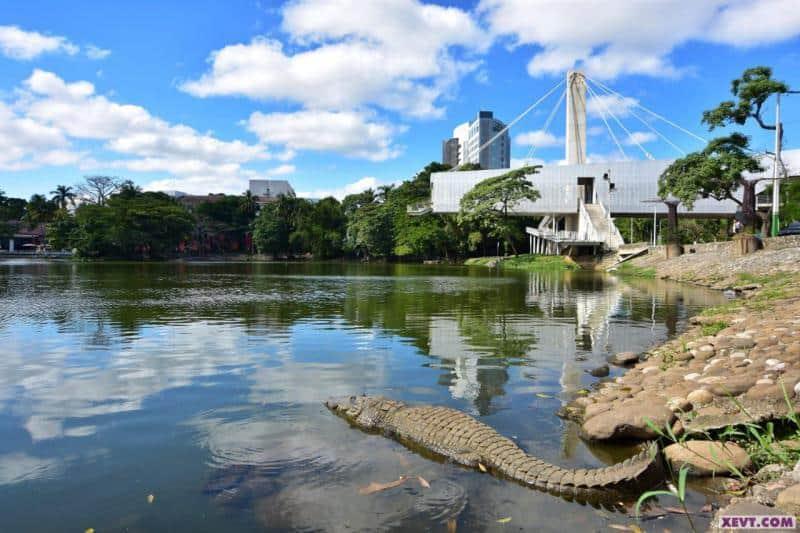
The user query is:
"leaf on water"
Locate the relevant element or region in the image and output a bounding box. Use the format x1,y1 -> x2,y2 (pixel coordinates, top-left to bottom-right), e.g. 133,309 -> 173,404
478,463 -> 487,473
608,525 -> 629,531
85,529 -> 95,533
447,518 -> 457,533
629,525 -> 644,533
358,476 -> 407,495
663,506 -> 686,514
417,476 -> 430,489
497,517 -> 511,523
147,494 -> 155,504
535,393 -> 552,399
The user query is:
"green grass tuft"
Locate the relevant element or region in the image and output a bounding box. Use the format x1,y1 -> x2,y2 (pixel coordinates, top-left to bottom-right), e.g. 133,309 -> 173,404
701,321 -> 728,336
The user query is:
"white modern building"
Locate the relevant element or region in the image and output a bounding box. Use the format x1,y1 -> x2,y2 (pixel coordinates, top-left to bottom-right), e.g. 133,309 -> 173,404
248,179 -> 295,203
444,111 -> 511,169
425,71 -> 794,255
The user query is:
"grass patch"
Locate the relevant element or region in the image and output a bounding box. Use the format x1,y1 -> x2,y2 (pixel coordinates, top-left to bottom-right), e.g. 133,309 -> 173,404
701,321 -> 728,336
464,254 -> 579,271
614,262 -> 656,278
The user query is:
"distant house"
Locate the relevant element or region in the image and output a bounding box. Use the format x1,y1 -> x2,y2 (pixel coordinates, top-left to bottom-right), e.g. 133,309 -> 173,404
0,222 -> 46,252
248,179 -> 295,205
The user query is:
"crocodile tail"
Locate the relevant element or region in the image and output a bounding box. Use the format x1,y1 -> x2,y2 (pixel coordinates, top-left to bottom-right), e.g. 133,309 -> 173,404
578,441 -> 661,491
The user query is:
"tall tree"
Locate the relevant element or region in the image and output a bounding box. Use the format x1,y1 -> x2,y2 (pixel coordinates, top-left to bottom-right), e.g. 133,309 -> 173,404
50,185 -> 77,210
23,194 -> 57,226
658,134 -> 763,232
240,190 -> 258,220
76,176 -> 122,206
702,66 -> 790,133
457,166 -> 541,255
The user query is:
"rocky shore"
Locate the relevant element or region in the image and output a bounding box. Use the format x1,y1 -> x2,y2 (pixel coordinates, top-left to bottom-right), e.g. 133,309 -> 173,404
568,243 -> 800,529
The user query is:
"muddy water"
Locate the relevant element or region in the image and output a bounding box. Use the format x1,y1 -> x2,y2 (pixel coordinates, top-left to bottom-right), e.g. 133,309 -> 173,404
0,260 -> 728,532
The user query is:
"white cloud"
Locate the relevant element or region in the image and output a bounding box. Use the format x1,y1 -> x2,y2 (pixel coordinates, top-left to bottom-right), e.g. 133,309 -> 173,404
514,129 -> 562,148
247,109 -> 403,161
478,0 -> 800,80
624,131 -> 657,146
297,176 -> 383,200
85,45 -> 111,60
709,0 -> 800,46
266,164 -> 296,176
586,94 -> 638,119
0,25 -> 78,60
181,0 -> 486,118
2,70 -> 272,193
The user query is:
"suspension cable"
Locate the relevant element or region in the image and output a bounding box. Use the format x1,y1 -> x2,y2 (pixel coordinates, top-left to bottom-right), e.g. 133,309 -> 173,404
588,80 -> 686,156
585,83 -> 628,160
587,83 -> 654,160
450,78 -> 565,171
524,86 -> 566,163
584,74 -> 707,145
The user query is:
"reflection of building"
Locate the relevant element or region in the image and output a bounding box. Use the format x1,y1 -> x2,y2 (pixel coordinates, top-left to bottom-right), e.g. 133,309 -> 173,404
248,180 -> 295,205
443,111 -> 510,170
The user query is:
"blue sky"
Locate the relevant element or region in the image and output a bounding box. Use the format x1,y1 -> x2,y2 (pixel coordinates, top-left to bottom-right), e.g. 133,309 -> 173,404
1,0 -> 799,200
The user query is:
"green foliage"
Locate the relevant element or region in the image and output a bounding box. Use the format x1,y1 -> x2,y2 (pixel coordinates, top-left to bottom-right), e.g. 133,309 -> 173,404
702,66 -> 789,131
72,190 -> 194,259
46,209 -> 78,250
701,321 -> 728,336
50,185 -> 76,210
23,194 -> 57,226
252,195 -> 346,258
196,196 -> 252,229
465,254 -> 577,272
458,166 -> 541,255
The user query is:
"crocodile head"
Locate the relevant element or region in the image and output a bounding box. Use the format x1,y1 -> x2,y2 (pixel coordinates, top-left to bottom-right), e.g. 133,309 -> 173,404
325,395 -> 388,429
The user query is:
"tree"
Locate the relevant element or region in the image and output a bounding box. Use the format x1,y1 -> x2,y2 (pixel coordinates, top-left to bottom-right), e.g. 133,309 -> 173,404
252,194 -> 305,257
240,190 -> 258,220
76,176 -> 122,206
658,134 -> 763,232
702,66 -> 790,133
50,185 -> 76,210
23,194 -> 57,226
703,66 -> 796,233
46,209 -> 78,250
457,166 -> 541,255
71,188 -> 194,259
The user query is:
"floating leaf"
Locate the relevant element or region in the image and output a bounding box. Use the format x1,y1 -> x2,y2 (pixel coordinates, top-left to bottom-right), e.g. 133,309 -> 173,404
608,526 -> 630,532
478,463 -> 487,473
147,494 -> 155,504
663,506 -> 686,514
85,529 -> 95,533
629,525 -> 644,533
535,393 -> 552,399
417,476 -> 430,489
497,517 -> 511,524
358,476 -> 407,495
447,518 -> 457,533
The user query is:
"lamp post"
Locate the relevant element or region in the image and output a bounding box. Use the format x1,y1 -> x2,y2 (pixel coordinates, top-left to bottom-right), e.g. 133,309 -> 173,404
772,93 -> 782,237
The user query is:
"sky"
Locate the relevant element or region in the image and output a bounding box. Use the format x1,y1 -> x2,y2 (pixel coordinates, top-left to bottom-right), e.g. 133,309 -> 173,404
1,0 -> 799,200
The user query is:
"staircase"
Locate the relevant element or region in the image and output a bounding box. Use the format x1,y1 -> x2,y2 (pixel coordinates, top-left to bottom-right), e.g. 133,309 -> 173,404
583,204 -> 609,241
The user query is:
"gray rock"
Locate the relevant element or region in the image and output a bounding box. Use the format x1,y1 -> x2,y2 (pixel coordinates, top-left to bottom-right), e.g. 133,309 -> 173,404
581,402 -> 675,441
663,440 -> 751,476
588,364 -> 609,377
776,484 -> 800,516
611,351 -> 639,366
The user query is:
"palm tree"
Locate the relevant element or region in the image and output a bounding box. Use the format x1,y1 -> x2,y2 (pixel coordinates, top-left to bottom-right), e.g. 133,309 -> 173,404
240,190 -> 258,219
50,185 -> 76,210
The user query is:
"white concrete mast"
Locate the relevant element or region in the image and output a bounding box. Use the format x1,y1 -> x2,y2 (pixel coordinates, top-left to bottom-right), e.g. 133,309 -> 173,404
565,71 -> 587,165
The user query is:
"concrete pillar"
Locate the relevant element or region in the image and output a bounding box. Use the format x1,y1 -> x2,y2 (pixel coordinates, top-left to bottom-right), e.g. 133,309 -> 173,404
9,239 -> 14,252
565,71 -> 587,165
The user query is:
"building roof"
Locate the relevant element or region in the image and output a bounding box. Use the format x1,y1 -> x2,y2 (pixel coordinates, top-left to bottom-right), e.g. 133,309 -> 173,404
248,179 -> 295,198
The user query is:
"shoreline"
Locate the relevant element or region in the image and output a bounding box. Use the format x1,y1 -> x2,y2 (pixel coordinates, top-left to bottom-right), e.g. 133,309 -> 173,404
566,243 -> 800,524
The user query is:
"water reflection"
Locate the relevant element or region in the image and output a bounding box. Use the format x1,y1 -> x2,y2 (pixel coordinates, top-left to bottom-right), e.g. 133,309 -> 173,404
0,261 -> 727,532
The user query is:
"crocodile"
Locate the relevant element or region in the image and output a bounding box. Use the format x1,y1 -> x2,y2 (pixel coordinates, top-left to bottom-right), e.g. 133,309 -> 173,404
326,395 -> 661,496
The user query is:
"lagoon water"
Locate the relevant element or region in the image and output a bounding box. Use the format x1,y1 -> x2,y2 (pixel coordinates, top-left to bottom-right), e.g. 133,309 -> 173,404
0,260 -> 728,532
